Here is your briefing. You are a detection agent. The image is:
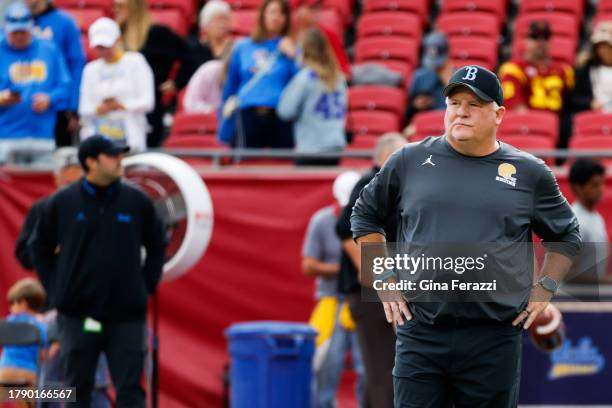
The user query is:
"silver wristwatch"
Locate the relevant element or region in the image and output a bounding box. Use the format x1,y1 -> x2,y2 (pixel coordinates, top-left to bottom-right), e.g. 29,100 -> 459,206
538,276 -> 559,294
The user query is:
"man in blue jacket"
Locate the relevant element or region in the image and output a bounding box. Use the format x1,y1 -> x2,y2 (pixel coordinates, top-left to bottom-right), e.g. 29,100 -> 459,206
0,2 -> 71,164
27,0 -> 86,146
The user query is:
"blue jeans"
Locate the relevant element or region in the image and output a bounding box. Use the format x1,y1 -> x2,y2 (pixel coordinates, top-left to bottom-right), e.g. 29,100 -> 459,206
314,321 -> 365,408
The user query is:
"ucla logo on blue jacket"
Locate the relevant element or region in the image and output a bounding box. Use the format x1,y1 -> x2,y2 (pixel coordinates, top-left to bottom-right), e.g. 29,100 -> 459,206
117,213 -> 132,223
76,211 -> 86,222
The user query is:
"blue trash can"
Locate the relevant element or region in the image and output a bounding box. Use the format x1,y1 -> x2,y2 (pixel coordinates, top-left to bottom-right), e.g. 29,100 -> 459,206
226,321 -> 317,408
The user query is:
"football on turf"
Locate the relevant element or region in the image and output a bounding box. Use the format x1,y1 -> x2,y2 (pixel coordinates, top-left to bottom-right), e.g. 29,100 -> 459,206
529,304 -> 565,352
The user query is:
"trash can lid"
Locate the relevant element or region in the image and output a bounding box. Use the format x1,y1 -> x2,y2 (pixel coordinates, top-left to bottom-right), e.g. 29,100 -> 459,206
225,321 -> 316,338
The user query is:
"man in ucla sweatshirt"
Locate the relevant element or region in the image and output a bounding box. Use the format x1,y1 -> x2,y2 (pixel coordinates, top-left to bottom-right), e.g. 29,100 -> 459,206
0,2 -> 71,163
28,0 -> 86,146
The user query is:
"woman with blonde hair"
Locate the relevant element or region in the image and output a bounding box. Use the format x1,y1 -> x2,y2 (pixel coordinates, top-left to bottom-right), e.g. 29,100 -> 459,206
220,0 -> 299,148
113,0 -> 192,147
278,27 -> 347,165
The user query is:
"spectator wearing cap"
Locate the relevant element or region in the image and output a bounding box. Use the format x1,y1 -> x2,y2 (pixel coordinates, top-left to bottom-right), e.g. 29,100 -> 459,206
15,147 -> 82,274
499,21 -> 574,146
291,0 -> 350,76
31,135 -> 167,407
574,21 -> 612,113
404,32 -> 455,127
26,0 -> 86,147
0,2 -> 71,164
113,0 -> 192,148
79,17 -> 154,152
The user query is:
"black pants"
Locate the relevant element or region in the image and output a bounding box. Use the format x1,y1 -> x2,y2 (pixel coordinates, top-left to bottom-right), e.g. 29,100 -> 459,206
348,292 -> 396,408
393,320 -> 522,408
57,314 -> 147,408
54,111 -> 76,147
146,102 -> 166,148
236,108 -> 293,148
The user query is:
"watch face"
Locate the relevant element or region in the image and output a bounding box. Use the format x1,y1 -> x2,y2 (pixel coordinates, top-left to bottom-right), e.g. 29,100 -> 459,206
541,277 -> 557,292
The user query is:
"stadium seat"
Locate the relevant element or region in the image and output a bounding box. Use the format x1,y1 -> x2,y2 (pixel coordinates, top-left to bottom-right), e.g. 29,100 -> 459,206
151,9 -> 188,36
164,135 -> 227,148
498,110 -> 559,144
598,0 -> 612,14
573,112 -> 612,138
171,112 -> 218,137
354,37 -> 419,67
348,86 -> 407,121
226,0 -> 261,10
347,111 -> 400,138
362,0 -> 429,27
448,37 -> 498,70
440,0 -> 507,25
499,135 -> 555,164
319,9 -> 344,40
54,0 -> 112,12
436,12 -> 500,39
354,60 -> 413,86
511,36 -> 576,66
519,0 -> 584,20
64,8 -> 105,33
341,136 -> 377,167
357,12 -> 422,42
569,136 -> 612,166
323,0 -> 352,25
514,13 -> 578,41
146,0 -> 195,23
411,110 -> 445,141
231,10 -> 257,37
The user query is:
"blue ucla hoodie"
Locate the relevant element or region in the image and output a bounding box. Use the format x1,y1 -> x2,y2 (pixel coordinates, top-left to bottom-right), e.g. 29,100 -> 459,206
34,6 -> 85,111
0,37 -> 71,139
221,37 -> 299,109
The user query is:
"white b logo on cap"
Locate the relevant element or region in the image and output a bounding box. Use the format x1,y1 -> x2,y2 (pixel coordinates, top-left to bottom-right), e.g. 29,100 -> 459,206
462,66 -> 478,81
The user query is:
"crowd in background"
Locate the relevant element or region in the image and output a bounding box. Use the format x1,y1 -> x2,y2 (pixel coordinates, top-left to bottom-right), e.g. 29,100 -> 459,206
0,0 -> 608,166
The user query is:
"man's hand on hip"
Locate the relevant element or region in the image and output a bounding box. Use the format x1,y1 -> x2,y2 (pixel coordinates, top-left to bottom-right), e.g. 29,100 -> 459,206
512,283 -> 553,329
381,289 -> 412,327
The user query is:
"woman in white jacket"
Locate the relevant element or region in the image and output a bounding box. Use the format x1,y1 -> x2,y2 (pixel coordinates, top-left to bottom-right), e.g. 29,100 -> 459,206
79,17 -> 154,152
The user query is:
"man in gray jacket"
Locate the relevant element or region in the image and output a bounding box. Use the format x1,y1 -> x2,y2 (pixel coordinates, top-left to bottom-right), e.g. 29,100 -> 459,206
350,66 -> 581,407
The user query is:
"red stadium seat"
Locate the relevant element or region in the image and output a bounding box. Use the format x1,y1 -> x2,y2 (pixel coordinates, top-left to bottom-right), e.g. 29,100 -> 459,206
598,0 -> 612,14
64,8 -> 105,33
354,37 -> 419,67
519,0 -> 584,20
436,12 -> 499,39
231,10 -> 257,37
226,0 -> 261,10
498,110 -> 559,144
353,60 -> 413,86
440,0 -> 507,25
147,0 -> 195,23
499,135 -> 555,164
151,9 -> 188,36
164,135 -> 227,148
348,86 -> 407,120
570,136 -> 612,166
362,0 -> 429,27
573,112 -> 612,138
511,36 -> 576,66
357,12 -> 422,42
171,112 -> 218,137
319,9 -> 344,40
411,110 -> 445,141
448,37 -> 498,70
54,0 -> 112,12
341,135 -> 377,167
347,111 -> 400,138
514,13 -> 578,41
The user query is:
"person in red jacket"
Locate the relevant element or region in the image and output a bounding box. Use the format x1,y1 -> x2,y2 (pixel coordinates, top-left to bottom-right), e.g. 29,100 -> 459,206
291,0 -> 350,76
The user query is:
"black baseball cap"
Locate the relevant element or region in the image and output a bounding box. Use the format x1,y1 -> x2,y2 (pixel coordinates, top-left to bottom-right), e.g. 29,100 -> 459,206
443,65 -> 504,106
78,135 -> 130,166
